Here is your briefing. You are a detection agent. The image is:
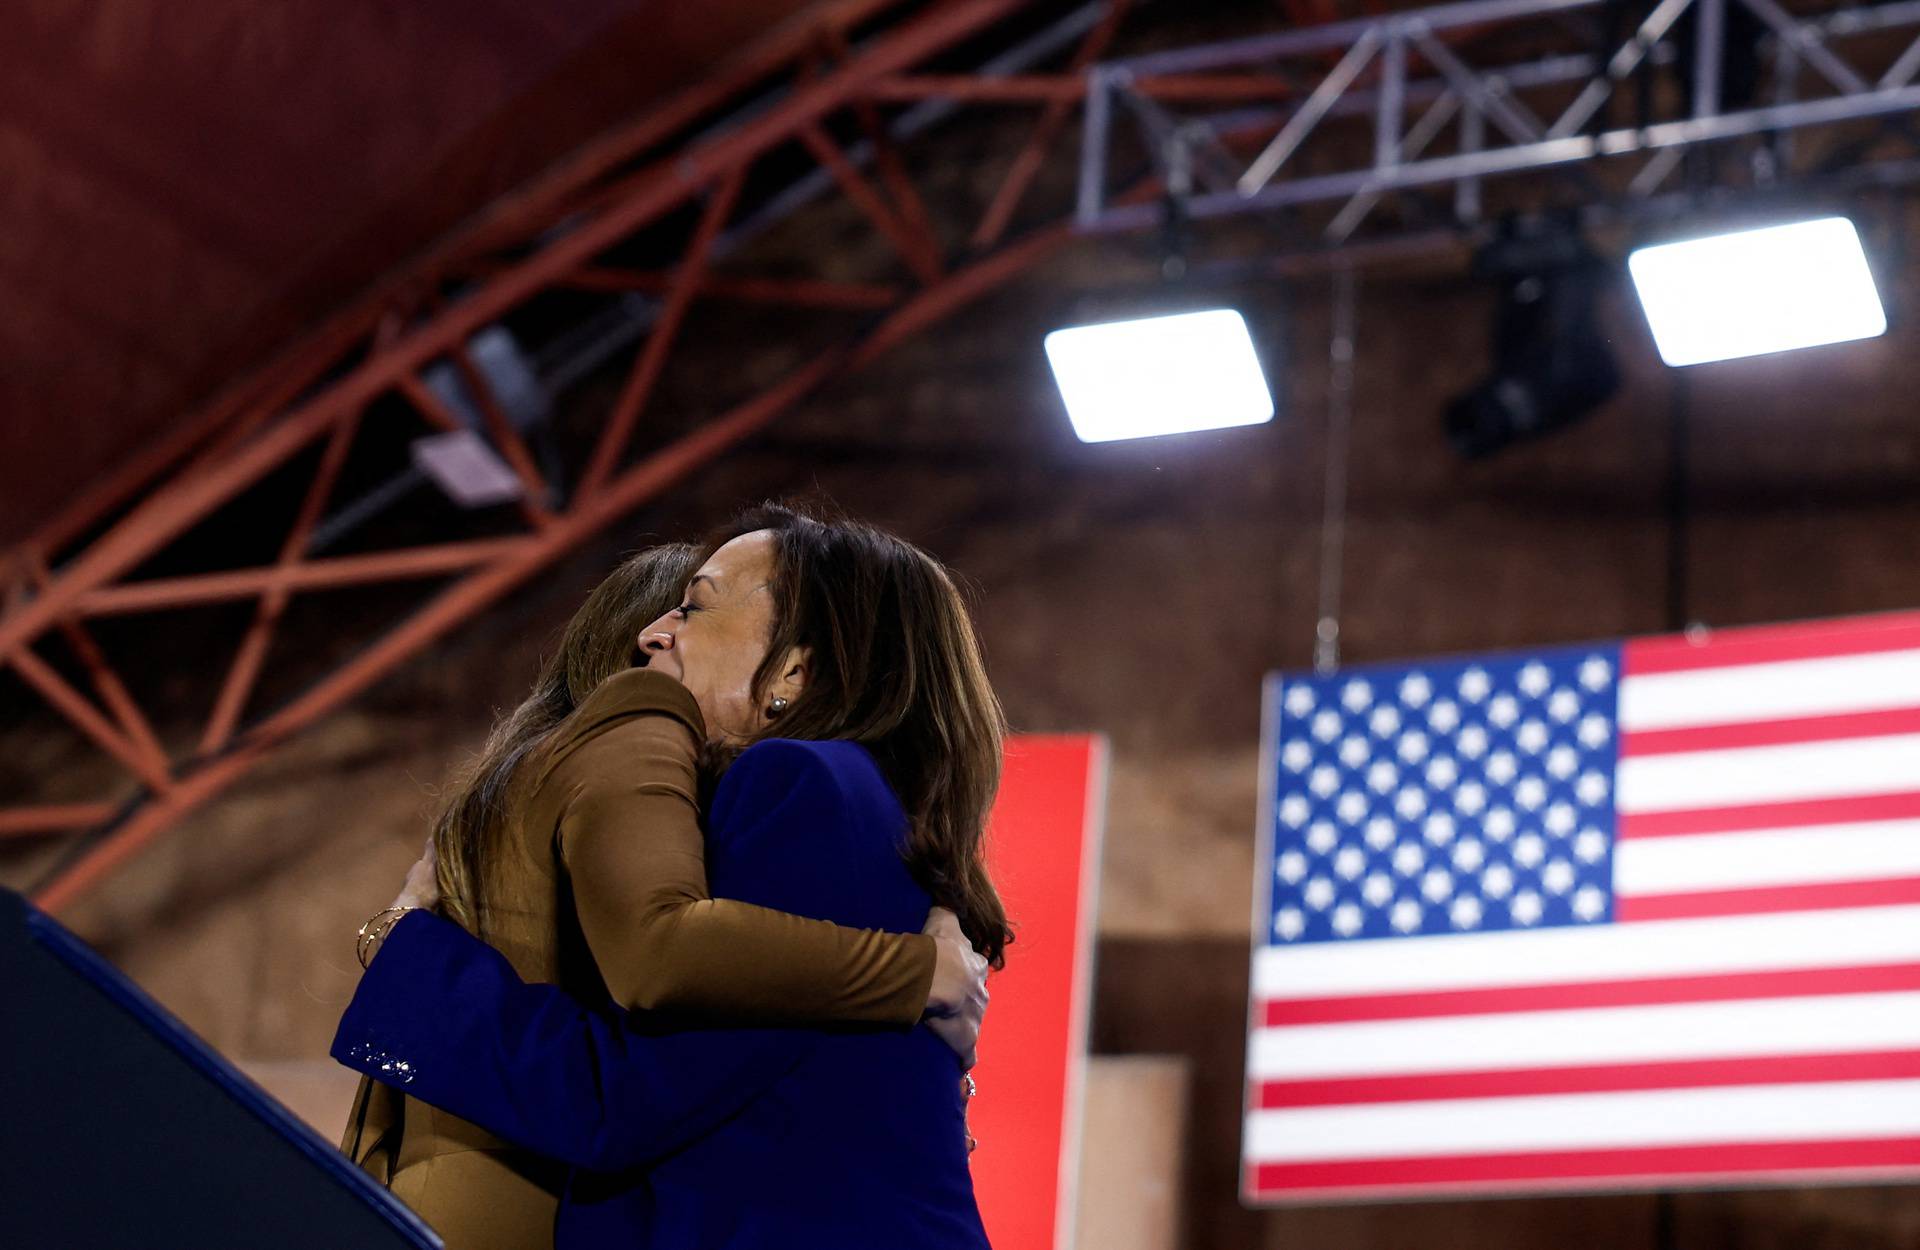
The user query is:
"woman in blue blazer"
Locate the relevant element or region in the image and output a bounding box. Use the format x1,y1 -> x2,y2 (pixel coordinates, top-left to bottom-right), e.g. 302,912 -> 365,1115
336,504 -> 1010,1248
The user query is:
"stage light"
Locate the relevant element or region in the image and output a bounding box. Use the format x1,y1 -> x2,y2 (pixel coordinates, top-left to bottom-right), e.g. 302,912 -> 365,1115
1628,217 -> 1887,367
1043,309 -> 1274,443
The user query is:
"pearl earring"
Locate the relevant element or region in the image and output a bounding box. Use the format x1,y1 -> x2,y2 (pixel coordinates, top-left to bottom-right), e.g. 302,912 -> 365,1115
768,696 -> 790,717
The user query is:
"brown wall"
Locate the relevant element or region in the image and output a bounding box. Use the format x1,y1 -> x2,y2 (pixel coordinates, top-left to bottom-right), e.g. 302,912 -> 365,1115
22,233 -> 1920,1247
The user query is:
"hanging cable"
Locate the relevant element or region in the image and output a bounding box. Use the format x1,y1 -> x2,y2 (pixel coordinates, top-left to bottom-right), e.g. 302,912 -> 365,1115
1315,264 -> 1357,674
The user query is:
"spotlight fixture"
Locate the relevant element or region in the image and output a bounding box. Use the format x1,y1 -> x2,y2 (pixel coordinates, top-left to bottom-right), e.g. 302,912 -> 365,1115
1043,309 -> 1275,444
1628,217 -> 1887,367
1444,221 -> 1622,460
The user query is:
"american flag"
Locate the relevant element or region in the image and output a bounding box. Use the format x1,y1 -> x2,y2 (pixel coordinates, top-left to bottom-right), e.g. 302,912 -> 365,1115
1244,611 -> 1920,1203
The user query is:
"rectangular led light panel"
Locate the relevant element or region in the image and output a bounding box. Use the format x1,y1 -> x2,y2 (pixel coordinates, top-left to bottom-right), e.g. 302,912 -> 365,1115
1043,309 -> 1275,443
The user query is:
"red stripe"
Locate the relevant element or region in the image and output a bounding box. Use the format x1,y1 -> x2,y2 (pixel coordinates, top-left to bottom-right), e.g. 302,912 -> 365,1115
1618,876 -> 1920,922
1624,611 -> 1920,675
1622,706 -> 1920,757
1250,1049 -> 1920,1109
1257,960 -> 1920,1028
1245,1136 -> 1920,1201
1618,790 -> 1920,839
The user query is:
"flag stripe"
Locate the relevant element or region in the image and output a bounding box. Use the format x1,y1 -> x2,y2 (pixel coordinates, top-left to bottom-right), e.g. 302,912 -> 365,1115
1248,990 -> 1920,1080
1622,706 -> 1920,757
1619,649 -> 1920,732
1257,961 -> 1920,1028
1616,733 -> 1920,813
1623,610 -> 1920,675
1613,818 -> 1920,893
1245,1136 -> 1920,1199
1250,1049 -> 1920,1109
1617,876 -> 1920,922
1618,789 -> 1920,839
1244,1078 -> 1920,1163
1252,903 -> 1920,1000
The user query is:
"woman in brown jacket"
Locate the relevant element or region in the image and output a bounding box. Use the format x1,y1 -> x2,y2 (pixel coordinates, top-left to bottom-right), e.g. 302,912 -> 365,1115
340,539 -> 988,1250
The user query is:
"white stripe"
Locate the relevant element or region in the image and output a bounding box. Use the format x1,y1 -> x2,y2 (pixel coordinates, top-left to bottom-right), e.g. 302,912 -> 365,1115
1615,818 -> 1920,895
1252,904 -> 1920,1001
1616,733 -> 1920,814
1247,990 -> 1920,1080
1244,1077 -> 1920,1162
1620,648 -> 1920,731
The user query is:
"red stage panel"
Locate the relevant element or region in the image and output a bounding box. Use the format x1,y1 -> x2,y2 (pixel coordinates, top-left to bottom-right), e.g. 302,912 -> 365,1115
969,735 -> 1106,1250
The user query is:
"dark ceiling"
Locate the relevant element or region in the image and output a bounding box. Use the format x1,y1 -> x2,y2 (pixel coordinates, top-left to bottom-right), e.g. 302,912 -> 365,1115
1,0 -> 853,545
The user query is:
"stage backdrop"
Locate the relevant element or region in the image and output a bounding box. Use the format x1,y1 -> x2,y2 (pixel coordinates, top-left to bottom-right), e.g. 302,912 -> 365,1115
1245,609 -> 1920,1204
969,735 -> 1107,1250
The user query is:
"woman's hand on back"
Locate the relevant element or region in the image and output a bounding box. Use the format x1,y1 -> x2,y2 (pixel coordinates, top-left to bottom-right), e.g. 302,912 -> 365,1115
920,907 -> 988,1069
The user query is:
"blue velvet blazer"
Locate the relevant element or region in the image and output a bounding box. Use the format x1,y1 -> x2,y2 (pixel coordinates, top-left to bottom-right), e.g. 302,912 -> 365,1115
333,738 -> 990,1250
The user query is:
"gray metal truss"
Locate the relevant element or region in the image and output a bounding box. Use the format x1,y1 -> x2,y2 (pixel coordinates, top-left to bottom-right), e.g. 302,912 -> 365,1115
1075,0 -> 1920,247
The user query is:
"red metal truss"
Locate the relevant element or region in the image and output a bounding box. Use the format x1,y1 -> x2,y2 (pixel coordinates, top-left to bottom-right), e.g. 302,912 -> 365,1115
5,0 -> 1174,914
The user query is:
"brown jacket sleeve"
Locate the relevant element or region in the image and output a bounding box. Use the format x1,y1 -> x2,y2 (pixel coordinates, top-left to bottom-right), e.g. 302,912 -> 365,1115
534,667 -> 935,1026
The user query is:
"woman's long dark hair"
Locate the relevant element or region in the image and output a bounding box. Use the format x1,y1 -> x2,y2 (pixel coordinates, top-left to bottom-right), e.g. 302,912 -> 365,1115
701,503 -> 1014,968
433,544 -> 702,938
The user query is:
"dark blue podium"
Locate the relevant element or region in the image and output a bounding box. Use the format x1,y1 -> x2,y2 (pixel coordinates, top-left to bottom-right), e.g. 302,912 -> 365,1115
0,887 -> 441,1248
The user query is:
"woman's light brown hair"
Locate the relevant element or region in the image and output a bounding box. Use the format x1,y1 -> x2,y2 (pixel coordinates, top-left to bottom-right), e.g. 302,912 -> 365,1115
701,502 -> 1014,968
432,543 -> 703,937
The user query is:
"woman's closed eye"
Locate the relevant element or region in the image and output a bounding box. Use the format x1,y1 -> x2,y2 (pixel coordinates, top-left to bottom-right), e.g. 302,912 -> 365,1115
673,601 -> 702,619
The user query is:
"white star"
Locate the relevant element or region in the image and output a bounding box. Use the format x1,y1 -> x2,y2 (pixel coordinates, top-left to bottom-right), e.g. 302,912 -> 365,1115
1336,791 -> 1369,825
1276,850 -> 1309,883
1577,771 -> 1610,806
1391,898 -> 1424,933
1394,787 -> 1428,819
1544,802 -> 1577,837
1282,740 -> 1313,772
1579,655 -> 1613,692
1399,673 -> 1433,708
1454,781 -> 1488,816
1546,745 -> 1579,780
1366,760 -> 1399,794
1484,807 -> 1517,841
1312,709 -> 1343,742
1304,876 -> 1336,910
1458,668 -> 1492,703
1488,694 -> 1520,729
1369,704 -> 1402,737
1516,720 -> 1549,755
1278,795 -> 1310,828
1362,871 -> 1394,906
1332,902 -> 1364,937
1341,680 -> 1373,713
1578,714 -> 1611,749
1309,766 -> 1340,798
1548,689 -> 1581,723
1450,894 -> 1484,930
1514,832 -> 1546,868
1425,756 -> 1459,789
1451,837 -> 1485,872
1542,858 -> 1576,895
1397,731 -> 1430,764
1333,845 -> 1367,880
1392,842 -> 1426,876
1284,684 -> 1317,717
1307,821 -> 1338,854
1364,817 -> 1397,850
1482,863 -> 1515,899
1421,867 -> 1454,903
1574,828 -> 1608,863
1339,735 -> 1370,768
1274,907 -> 1306,940
1487,751 -> 1518,785
1511,889 -> 1545,925
1573,884 -> 1607,921
1519,663 -> 1552,698
1427,700 -> 1461,734
1515,776 -> 1547,811
1422,812 -> 1457,846
1457,725 -> 1490,759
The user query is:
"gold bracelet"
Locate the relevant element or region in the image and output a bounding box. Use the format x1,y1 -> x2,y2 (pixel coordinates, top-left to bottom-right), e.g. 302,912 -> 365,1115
356,906 -> 417,968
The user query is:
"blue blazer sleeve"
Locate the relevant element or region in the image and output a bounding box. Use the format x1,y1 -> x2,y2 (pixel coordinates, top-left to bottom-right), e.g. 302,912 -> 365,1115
331,739 -> 924,1173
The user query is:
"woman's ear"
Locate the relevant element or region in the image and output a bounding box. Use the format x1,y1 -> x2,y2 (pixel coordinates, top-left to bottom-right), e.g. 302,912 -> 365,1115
769,645 -> 811,708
